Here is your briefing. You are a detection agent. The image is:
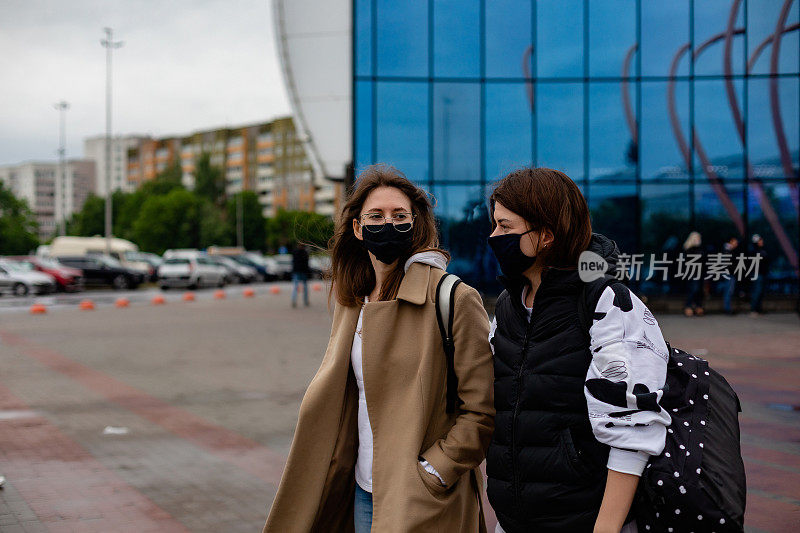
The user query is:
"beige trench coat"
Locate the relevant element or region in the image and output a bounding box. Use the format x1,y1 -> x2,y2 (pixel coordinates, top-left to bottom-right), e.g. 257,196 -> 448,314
263,263 -> 495,533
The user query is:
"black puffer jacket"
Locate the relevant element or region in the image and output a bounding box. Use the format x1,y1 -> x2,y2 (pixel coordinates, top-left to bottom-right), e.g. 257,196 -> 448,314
487,234 -> 621,532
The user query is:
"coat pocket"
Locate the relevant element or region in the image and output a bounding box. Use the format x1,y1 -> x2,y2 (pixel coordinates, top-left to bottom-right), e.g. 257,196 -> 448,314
416,457 -> 453,498
559,428 -> 594,479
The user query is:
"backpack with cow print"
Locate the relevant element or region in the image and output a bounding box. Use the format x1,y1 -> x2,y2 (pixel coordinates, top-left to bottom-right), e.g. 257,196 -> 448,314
578,275 -> 747,533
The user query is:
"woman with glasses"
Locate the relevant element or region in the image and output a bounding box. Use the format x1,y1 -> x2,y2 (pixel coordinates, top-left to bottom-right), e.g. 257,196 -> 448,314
263,164 -> 495,533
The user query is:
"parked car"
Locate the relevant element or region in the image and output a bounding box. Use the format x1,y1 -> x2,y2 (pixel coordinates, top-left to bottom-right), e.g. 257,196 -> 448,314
309,254 -> 331,279
158,256 -> 227,290
230,254 -> 271,282
57,255 -> 145,290
5,256 -> 83,292
123,251 -> 162,282
163,249 -> 202,260
50,236 -> 151,278
208,256 -> 257,284
0,259 -> 57,296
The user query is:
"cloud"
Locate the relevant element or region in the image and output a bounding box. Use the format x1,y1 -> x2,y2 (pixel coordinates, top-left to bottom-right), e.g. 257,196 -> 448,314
0,0 -> 291,164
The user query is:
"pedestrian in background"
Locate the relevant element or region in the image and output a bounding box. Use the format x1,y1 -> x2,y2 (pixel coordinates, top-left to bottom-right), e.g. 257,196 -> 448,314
291,242 -> 310,308
263,164 -> 495,533
749,234 -> 769,316
723,236 -> 739,314
683,231 -> 705,317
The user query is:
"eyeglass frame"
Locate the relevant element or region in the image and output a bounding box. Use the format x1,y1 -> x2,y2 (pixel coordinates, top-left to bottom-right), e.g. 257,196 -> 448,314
356,212 -> 417,232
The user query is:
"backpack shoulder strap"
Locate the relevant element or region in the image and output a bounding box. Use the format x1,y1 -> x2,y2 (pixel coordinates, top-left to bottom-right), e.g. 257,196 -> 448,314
436,273 -> 462,414
577,274 -> 625,344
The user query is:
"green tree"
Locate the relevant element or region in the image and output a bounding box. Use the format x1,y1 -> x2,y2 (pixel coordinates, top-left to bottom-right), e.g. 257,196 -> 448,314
66,194 -> 105,236
199,198 -> 230,248
132,188 -> 202,254
0,181 -> 39,254
265,209 -> 334,252
225,191 -> 267,251
194,152 -> 225,206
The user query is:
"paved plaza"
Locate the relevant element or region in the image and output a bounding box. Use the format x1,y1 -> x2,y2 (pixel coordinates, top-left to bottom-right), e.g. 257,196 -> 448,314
0,286 -> 798,532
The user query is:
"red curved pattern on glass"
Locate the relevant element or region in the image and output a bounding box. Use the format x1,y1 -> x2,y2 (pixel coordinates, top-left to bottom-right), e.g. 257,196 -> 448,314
621,44 -> 638,146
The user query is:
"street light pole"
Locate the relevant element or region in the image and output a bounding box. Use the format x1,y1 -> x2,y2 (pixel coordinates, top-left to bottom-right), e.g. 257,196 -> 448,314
53,101 -> 69,236
101,27 -> 123,254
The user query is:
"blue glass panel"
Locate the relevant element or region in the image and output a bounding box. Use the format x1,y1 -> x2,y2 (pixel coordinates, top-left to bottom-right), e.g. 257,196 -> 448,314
355,0 -> 372,76
641,0 -> 690,77
640,183 -> 691,294
536,82 -> 584,181
431,184 -> 493,286
485,0 -> 533,79
376,0 -> 428,77
485,82 -> 533,182
589,81 -> 637,181
434,0 -> 480,78
355,81 -> 374,171
588,0 -> 637,78
375,82 -> 429,183
589,184 -> 638,255
641,81 -> 690,180
536,0 -> 584,78
433,83 -> 481,182
747,183 -> 799,287
694,79 -> 745,181
693,0 -> 745,76
747,0 -> 799,75
693,182 -> 745,247
748,77 -> 799,180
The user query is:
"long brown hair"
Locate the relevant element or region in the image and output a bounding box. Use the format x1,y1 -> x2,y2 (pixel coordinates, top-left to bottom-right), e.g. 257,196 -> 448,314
329,164 -> 448,307
489,167 -> 592,268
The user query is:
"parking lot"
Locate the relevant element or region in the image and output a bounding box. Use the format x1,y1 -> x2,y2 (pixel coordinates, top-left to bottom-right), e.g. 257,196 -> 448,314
0,289 -> 798,532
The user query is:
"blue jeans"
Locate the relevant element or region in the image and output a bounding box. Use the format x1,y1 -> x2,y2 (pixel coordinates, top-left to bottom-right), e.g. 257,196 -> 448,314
354,483 -> 373,533
723,276 -> 737,313
750,275 -> 765,312
291,273 -> 309,306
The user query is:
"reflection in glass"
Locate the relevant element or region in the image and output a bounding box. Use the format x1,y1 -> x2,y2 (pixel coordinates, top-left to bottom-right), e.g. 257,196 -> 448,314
747,0 -> 799,75
433,83 -> 480,183
747,184 -> 799,288
589,81 -> 637,181
640,183 -> 691,294
355,81 -> 373,171
693,0 -> 745,76
485,0 -> 532,79
694,182 -> 745,247
376,0 -> 428,77
641,0 -> 689,77
434,0 -> 480,78
589,184 -> 637,256
641,81 -> 690,180
537,0 -> 583,78
537,82 -> 583,180
376,82 -> 429,184
747,77 -> 799,180
588,0 -> 637,78
694,79 -> 745,181
485,83 -> 532,182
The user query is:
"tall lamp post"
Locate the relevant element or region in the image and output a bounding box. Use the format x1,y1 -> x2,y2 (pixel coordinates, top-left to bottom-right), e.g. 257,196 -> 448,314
101,27 -> 123,254
53,101 -> 69,236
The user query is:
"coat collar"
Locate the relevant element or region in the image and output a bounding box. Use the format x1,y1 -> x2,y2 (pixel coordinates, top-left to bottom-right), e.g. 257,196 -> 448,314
396,262 -> 431,305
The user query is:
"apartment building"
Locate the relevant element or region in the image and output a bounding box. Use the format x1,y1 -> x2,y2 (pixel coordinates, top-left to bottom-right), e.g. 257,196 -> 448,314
84,135 -> 149,194
0,160 -> 96,240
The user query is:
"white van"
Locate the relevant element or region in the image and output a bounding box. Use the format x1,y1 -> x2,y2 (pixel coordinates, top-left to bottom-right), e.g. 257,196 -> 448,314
49,236 -> 152,278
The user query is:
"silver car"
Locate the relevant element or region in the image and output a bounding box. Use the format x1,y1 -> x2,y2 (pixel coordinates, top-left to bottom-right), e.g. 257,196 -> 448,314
158,256 -> 227,290
0,260 -> 57,296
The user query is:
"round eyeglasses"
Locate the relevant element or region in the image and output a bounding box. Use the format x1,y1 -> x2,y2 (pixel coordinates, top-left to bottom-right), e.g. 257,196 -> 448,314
358,212 -> 416,233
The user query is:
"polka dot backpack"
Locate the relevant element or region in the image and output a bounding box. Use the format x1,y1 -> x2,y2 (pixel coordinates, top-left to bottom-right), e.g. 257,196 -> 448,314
634,343 -> 746,533
579,276 -> 747,532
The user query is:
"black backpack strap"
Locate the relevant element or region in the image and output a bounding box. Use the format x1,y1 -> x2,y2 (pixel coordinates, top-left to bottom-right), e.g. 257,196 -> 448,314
436,273 -> 462,414
577,274 -> 626,344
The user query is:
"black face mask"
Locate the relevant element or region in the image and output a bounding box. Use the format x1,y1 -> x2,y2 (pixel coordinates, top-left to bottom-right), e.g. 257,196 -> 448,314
488,229 -> 538,278
360,223 -> 414,264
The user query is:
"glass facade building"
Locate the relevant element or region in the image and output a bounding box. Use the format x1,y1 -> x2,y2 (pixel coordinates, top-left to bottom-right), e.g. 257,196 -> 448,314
353,0 -> 799,293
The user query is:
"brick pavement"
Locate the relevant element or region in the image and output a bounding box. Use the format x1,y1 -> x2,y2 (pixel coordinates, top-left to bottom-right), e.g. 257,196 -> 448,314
0,287 -> 798,531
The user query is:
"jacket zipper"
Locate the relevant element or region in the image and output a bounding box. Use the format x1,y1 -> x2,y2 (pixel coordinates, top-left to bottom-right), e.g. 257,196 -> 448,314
510,301 -> 535,511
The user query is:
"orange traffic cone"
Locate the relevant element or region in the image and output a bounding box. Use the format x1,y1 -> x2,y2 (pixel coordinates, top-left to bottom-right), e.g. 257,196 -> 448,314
151,295 -> 166,305
115,297 -> 130,308
243,288 -> 256,298
214,290 -> 226,299
269,286 -> 281,295
79,300 -> 95,311
182,292 -> 196,302
312,282 -> 323,292
29,304 -> 47,315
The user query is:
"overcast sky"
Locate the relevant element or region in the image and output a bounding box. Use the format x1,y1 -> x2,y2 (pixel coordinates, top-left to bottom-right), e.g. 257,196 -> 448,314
0,0 -> 291,165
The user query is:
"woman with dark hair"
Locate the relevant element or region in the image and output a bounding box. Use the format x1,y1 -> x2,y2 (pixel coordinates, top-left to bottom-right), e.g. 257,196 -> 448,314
485,168 -> 671,533
263,164 -> 495,533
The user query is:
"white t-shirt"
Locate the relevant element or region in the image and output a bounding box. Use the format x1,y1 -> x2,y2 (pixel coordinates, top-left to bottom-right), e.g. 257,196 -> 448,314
352,296 -> 374,492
